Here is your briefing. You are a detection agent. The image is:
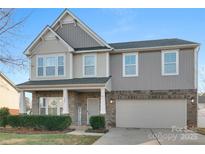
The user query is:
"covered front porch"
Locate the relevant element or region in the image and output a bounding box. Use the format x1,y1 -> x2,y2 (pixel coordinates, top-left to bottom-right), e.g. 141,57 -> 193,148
16,77 -> 111,125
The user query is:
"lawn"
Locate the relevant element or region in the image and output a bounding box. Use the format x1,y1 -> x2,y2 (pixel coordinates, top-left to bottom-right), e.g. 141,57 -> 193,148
0,133 -> 100,145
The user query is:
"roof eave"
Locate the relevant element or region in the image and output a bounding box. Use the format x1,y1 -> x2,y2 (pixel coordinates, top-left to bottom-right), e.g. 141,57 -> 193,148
111,44 -> 200,53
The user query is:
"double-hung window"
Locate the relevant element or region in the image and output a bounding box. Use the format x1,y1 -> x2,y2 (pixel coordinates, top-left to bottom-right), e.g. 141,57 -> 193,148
37,57 -> 44,77
162,50 -> 179,75
83,55 -> 96,77
37,54 -> 65,77
123,53 -> 138,77
46,57 -> 56,76
39,97 -> 63,115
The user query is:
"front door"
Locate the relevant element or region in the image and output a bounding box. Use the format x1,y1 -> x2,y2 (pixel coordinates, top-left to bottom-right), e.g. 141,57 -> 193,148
87,98 -> 100,124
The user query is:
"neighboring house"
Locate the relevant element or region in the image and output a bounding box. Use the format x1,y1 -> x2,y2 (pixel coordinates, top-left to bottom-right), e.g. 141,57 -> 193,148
0,72 -> 20,115
17,9 -> 199,128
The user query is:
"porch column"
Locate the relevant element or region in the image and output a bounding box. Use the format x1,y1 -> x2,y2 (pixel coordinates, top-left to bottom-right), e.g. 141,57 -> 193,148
19,91 -> 26,114
63,89 -> 69,114
100,87 -> 106,114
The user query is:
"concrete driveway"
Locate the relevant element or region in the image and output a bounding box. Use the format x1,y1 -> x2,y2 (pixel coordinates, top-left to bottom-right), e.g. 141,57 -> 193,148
94,128 -> 205,145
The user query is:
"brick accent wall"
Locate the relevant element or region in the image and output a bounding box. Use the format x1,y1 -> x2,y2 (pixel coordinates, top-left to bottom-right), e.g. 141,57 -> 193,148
31,91 -> 100,125
106,89 -> 197,128
32,89 -> 197,128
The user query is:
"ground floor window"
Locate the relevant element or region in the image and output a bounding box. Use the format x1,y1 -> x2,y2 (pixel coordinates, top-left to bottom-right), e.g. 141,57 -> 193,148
39,97 -> 63,115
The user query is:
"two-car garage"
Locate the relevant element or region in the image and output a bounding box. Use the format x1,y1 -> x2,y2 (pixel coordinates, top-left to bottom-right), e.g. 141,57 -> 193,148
116,100 -> 187,128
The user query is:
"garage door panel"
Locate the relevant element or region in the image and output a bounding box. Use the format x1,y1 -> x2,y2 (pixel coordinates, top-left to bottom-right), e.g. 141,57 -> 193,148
116,100 -> 187,128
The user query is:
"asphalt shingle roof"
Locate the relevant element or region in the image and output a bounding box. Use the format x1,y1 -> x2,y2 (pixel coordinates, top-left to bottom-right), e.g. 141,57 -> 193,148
17,77 -> 111,87
109,38 -> 199,50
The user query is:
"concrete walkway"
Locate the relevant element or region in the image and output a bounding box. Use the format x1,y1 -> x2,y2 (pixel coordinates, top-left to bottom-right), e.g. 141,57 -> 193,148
67,125 -> 104,136
94,128 -> 205,145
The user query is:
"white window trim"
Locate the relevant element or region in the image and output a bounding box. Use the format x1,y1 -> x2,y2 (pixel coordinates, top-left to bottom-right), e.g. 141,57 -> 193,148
36,54 -> 66,78
122,52 -> 139,77
39,97 -> 63,115
161,50 -> 179,76
83,54 -> 97,77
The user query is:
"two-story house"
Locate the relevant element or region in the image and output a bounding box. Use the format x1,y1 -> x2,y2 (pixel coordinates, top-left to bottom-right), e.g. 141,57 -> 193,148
17,9 -> 199,128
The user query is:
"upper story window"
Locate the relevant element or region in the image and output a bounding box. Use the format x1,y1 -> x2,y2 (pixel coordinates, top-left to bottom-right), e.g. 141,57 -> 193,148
162,50 -> 179,76
37,54 -> 65,77
83,54 -> 96,77
123,53 -> 138,77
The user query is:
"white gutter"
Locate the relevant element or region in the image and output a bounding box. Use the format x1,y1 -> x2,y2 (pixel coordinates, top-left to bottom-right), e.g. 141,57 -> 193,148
72,48 -> 113,54
111,44 -> 199,53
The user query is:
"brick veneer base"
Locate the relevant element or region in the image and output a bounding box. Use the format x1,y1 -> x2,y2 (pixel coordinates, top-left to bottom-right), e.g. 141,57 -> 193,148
32,89 -> 197,128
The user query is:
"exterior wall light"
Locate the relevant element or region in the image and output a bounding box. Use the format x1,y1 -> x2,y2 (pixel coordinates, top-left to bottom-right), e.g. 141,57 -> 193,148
110,99 -> 114,104
191,97 -> 195,103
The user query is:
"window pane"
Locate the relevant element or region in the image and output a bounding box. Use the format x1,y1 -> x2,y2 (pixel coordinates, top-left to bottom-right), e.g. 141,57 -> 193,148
48,99 -> 58,115
46,57 -> 56,66
46,66 -> 55,76
164,63 -> 176,74
60,107 -> 63,115
85,56 -> 95,66
38,67 -> 44,76
39,98 -> 46,108
125,65 -> 136,75
40,108 -> 46,115
58,56 -> 64,66
125,55 -> 136,65
58,66 -> 64,75
38,57 -> 44,67
164,53 -> 176,63
85,66 -> 95,76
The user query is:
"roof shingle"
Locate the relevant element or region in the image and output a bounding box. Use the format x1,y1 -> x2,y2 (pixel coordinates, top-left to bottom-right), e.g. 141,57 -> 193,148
109,38 -> 199,50
17,77 -> 111,87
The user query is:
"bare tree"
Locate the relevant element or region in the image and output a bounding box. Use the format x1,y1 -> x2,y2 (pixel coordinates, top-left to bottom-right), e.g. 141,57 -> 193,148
0,8 -> 30,69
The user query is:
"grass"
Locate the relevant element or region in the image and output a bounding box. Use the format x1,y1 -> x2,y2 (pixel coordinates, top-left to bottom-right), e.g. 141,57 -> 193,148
0,133 -> 100,145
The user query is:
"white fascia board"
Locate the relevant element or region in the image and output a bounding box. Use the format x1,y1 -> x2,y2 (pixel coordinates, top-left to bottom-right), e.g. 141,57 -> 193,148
74,48 -> 112,54
51,9 -> 112,49
111,44 -> 199,53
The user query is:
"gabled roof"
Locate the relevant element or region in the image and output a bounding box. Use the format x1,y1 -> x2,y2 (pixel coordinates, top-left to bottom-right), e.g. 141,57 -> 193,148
0,72 -> 17,91
24,26 -> 74,56
17,77 -> 111,87
109,38 -> 199,50
51,9 -> 112,49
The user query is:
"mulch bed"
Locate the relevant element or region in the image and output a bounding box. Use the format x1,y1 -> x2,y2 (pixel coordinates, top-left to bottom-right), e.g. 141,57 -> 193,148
0,127 -> 75,134
85,128 -> 109,133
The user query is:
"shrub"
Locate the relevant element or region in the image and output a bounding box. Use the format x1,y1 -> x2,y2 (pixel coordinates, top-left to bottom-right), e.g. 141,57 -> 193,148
7,115 -> 72,131
0,107 -> 10,127
89,115 -> 105,130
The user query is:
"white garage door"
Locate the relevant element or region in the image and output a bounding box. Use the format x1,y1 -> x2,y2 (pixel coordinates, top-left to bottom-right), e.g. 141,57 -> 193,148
116,100 -> 187,128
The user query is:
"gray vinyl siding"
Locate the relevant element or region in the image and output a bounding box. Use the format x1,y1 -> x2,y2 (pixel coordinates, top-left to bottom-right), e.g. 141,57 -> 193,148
56,23 -> 102,49
110,48 -> 195,90
73,52 -> 108,78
